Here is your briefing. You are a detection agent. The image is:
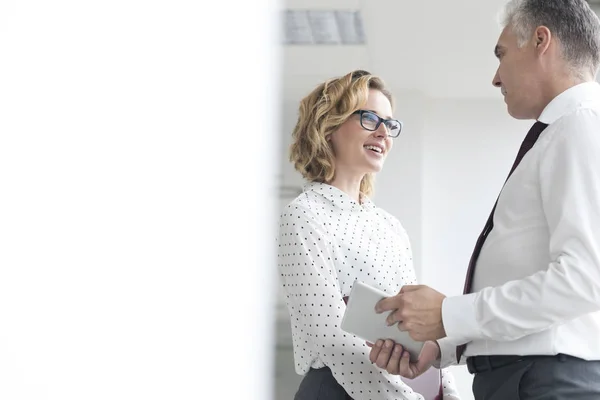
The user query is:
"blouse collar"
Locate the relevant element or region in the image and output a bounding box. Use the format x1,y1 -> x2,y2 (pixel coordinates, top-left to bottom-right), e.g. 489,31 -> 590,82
303,182 -> 376,211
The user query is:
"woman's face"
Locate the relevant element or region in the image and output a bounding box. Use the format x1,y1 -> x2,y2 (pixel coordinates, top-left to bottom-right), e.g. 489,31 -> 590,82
329,89 -> 395,176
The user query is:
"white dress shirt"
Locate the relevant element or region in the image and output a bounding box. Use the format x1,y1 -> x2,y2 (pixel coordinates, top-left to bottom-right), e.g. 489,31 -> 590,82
278,182 -> 460,400
439,82 -> 600,368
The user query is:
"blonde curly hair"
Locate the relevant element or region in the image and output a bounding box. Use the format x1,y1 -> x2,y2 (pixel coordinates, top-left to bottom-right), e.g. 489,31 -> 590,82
289,70 -> 393,197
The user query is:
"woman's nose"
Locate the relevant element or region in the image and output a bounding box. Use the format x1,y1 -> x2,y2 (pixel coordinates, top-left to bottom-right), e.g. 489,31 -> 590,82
375,123 -> 387,137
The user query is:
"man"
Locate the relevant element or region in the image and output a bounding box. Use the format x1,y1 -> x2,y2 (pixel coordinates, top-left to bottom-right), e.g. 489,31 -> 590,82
368,0 -> 600,398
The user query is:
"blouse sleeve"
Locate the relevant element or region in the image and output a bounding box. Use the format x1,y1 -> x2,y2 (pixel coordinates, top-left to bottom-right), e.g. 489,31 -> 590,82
440,368 -> 461,399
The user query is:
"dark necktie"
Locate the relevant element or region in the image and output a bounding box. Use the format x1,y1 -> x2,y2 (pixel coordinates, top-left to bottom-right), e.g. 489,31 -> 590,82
456,121 -> 548,363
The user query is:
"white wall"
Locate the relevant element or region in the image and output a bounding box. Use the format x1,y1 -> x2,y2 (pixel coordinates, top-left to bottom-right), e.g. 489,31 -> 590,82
419,97 -> 532,399
372,89 -> 427,280
421,98 -> 531,293
0,1 -> 279,399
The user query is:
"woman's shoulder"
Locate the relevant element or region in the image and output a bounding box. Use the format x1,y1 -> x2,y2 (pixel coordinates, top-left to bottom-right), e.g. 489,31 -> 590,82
372,206 -> 411,238
280,183 -> 333,216
373,205 -> 401,224
279,190 -> 328,226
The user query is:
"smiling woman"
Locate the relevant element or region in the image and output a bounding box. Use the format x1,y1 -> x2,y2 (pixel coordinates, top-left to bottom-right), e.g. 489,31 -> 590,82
288,70 -> 395,200
277,70 -> 461,400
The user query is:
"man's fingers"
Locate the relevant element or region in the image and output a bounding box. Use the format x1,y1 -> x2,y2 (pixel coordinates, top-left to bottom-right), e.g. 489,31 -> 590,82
375,295 -> 402,313
399,285 -> 421,294
396,320 -> 408,331
386,309 -> 403,326
375,340 -> 394,369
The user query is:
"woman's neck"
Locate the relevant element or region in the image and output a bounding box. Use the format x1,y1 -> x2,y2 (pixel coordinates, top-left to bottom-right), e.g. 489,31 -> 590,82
329,174 -> 364,203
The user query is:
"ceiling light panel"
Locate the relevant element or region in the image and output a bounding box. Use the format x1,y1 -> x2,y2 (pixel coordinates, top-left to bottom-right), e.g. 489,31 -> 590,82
284,10 -> 365,45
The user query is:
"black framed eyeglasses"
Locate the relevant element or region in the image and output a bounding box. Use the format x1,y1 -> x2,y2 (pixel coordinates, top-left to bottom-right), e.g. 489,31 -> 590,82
352,110 -> 403,138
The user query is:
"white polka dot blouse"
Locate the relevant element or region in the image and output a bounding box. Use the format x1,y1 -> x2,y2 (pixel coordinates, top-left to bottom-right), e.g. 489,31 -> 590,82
277,182 -> 461,400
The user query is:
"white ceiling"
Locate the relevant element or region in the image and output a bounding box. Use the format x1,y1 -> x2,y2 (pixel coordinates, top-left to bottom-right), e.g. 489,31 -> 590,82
282,0 -> 512,101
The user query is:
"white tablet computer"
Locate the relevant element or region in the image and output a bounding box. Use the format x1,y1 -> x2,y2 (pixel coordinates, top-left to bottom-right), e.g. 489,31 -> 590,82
341,280 -> 425,362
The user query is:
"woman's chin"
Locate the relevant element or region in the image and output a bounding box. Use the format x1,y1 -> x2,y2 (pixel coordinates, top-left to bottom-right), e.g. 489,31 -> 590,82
368,158 -> 386,172
365,164 -> 384,174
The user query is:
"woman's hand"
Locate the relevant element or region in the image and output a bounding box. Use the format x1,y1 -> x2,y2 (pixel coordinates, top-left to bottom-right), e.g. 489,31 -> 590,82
368,339 -> 440,379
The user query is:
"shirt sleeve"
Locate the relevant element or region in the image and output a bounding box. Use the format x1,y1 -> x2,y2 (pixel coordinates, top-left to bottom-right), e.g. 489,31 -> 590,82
433,337 -> 461,369
278,204 -> 425,400
442,109 -> 600,344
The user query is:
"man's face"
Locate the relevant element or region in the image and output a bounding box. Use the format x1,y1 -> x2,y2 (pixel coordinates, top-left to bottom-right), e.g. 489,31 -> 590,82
492,26 -> 543,120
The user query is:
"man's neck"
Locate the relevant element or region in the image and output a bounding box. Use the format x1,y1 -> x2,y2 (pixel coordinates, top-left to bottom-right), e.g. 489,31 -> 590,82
536,72 -> 592,119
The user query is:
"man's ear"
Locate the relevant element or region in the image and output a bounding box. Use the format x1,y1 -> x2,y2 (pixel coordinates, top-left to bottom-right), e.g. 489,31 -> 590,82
534,25 -> 552,54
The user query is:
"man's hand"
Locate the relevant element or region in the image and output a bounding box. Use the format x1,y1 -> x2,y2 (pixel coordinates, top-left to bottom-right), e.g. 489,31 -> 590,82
368,339 -> 440,379
375,285 -> 447,341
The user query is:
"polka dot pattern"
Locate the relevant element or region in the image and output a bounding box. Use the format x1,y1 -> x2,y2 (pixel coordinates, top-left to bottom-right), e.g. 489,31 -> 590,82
277,182 -> 461,399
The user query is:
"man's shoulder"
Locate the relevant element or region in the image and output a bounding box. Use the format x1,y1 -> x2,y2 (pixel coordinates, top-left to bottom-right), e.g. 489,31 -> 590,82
562,98 -> 600,123
546,103 -> 600,140
535,103 -> 600,163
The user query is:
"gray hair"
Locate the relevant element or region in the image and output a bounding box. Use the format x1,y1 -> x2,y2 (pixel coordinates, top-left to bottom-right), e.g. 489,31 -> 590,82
501,0 -> 600,76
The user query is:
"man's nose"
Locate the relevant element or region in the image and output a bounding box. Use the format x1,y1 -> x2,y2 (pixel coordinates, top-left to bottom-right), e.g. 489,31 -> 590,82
492,69 -> 502,88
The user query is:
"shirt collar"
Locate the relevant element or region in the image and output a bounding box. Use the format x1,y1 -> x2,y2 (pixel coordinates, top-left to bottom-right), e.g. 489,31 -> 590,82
303,182 -> 376,211
538,81 -> 600,125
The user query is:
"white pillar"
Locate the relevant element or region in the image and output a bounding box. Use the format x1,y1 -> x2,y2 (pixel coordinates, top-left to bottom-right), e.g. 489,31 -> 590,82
0,1 -> 280,399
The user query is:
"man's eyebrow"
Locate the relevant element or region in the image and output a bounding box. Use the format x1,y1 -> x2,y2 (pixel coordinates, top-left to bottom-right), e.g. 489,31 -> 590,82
494,45 -> 505,59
